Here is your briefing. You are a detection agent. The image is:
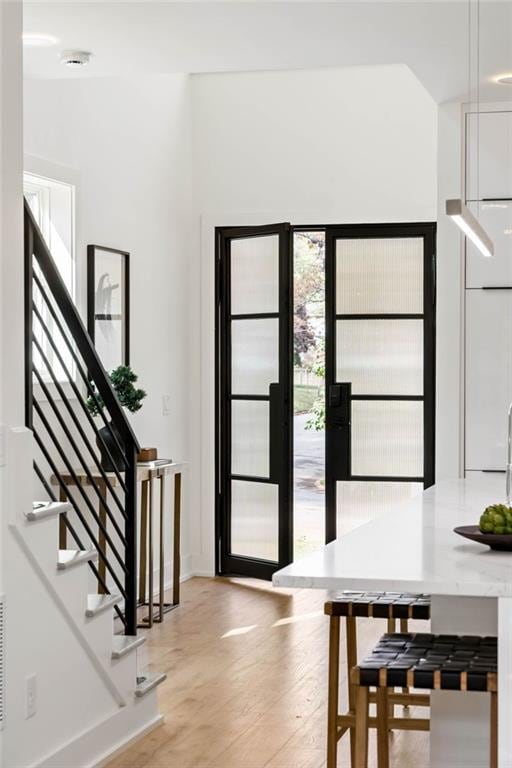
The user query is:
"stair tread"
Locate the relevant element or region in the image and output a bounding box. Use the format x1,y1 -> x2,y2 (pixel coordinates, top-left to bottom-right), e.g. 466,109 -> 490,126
86,593 -> 123,618
57,549 -> 98,570
135,671 -> 167,698
112,634 -> 145,659
27,501 -> 71,522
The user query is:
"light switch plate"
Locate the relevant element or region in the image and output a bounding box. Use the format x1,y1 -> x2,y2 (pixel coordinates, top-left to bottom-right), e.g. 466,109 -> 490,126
0,424 -> 5,467
162,395 -> 172,417
25,674 -> 37,719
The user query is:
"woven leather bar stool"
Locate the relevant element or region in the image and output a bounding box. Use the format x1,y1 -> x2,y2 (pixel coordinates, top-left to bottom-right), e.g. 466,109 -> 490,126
351,632 -> 498,768
325,593 -> 431,768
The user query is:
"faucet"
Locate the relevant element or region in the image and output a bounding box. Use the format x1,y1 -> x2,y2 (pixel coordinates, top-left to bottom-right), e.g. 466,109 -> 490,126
507,402 -> 512,505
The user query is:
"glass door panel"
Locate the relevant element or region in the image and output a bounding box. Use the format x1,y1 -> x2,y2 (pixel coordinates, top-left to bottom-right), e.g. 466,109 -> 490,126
231,480 -> 279,561
336,319 -> 423,395
326,224 -> 435,541
336,481 -> 424,538
231,319 -> 279,395
231,400 -> 270,477
217,224 -> 292,579
336,237 -> 424,314
231,235 -> 279,313
351,400 -> 424,477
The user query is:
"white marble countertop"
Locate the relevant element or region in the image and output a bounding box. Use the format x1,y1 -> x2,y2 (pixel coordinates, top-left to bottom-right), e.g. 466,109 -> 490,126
273,477 -> 512,597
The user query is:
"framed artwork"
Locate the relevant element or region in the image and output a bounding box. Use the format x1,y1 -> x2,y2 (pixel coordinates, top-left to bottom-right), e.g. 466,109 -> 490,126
87,244 -> 130,371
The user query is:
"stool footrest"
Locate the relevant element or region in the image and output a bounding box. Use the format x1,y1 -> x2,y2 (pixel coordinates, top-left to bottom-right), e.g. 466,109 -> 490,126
337,714 -> 430,735
369,691 -> 430,707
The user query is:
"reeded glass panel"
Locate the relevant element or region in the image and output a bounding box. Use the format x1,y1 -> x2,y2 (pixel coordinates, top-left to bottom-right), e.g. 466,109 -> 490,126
336,238 -> 423,314
231,318 -> 279,395
336,319 -> 423,395
336,481 -> 423,537
351,400 -> 423,477
231,480 -> 279,561
231,400 -> 269,477
230,235 -> 279,315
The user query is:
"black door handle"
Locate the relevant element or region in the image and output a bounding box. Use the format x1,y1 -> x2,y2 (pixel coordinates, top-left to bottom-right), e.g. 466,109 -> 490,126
326,382 -> 351,481
269,382 -> 282,483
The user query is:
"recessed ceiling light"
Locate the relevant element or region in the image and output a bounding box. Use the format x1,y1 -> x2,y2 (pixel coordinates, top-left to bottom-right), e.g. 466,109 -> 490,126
22,33 -> 58,47
60,50 -> 92,69
495,74 -> 512,85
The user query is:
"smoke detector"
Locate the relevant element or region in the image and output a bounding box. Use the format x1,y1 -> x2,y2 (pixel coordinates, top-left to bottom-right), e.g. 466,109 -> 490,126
60,50 -> 91,69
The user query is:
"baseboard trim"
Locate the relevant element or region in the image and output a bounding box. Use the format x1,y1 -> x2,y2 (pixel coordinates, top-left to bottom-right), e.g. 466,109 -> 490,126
94,713 -> 164,768
28,699 -> 163,768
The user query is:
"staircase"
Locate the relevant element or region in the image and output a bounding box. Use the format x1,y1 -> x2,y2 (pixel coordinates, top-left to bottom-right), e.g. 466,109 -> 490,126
24,500 -> 165,706
13,200 -> 167,765
25,197 -> 141,634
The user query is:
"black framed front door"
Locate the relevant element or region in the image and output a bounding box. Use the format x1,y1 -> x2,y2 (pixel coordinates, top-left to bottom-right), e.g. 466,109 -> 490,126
216,224 -> 293,579
325,223 -> 436,542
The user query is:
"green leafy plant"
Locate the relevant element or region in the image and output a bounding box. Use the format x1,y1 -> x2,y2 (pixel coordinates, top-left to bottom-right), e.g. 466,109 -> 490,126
86,365 -> 146,417
305,344 -> 326,431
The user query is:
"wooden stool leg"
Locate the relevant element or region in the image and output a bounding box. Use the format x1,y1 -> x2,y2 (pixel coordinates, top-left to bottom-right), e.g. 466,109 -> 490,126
327,615 -> 340,768
376,688 -> 390,768
400,618 -> 410,703
346,616 -> 357,765
490,691 -> 498,768
387,618 -> 396,723
354,685 -> 369,768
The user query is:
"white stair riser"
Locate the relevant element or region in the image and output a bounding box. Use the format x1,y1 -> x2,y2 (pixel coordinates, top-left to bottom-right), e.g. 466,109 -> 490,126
109,651 -> 140,701
19,518 -> 105,630
86,593 -> 123,619
20,514 -> 61,567
135,640 -> 151,678
82,610 -> 117,664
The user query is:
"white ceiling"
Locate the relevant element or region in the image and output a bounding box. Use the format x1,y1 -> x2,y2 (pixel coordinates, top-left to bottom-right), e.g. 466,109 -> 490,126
23,1 -> 512,104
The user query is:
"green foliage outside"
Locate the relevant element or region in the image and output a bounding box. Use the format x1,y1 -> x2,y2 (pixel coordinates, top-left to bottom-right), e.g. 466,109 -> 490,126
86,365 -> 146,417
294,233 -> 324,368
294,233 -> 325,431
294,385 -> 318,415
304,342 -> 326,431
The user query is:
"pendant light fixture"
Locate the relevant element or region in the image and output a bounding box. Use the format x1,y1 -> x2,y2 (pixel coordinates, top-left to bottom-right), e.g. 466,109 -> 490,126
445,199 -> 494,257
446,0 -> 494,259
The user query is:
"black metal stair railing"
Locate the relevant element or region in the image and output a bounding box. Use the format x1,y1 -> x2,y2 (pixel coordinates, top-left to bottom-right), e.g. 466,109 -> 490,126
24,199 -> 140,635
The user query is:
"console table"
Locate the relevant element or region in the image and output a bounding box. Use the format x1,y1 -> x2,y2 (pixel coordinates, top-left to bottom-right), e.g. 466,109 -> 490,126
50,461 -> 184,627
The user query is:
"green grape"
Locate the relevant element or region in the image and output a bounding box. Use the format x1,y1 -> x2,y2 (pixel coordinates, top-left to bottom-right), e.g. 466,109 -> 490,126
479,503 -> 512,534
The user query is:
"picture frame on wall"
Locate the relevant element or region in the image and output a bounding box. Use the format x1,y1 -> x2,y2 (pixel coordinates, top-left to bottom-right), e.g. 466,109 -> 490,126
87,244 -> 130,372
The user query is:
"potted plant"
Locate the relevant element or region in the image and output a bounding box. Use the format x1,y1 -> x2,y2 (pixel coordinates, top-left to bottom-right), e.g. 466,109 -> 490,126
87,365 -> 146,472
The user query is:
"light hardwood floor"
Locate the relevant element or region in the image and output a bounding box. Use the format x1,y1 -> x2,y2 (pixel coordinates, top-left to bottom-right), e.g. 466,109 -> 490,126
106,577 -> 429,768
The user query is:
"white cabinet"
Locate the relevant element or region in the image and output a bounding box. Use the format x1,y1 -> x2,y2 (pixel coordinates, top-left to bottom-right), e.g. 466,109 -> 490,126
466,111 -> 512,201
465,290 -> 512,470
466,201 -> 512,287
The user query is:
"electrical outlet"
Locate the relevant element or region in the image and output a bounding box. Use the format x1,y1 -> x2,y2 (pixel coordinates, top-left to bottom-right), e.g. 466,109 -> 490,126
162,395 -> 172,417
25,674 -> 37,719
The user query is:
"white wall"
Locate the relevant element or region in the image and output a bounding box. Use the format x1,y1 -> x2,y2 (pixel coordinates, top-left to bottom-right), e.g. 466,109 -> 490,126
23,63 -> 447,580
436,101 -> 465,481
192,64 -> 437,222
0,2 -> 24,434
24,75 -> 197,581
1,3 -> 24,766
191,64 -> 439,573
